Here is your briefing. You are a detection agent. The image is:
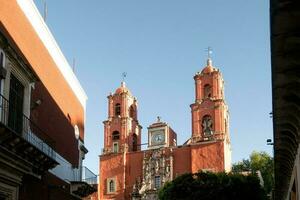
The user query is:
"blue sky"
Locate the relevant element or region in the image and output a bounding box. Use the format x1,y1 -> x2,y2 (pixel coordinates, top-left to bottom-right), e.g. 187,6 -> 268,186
35,0 -> 272,174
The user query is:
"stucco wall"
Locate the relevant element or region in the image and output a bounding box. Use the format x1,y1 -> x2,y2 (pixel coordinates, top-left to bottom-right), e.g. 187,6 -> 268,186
0,0 -> 85,141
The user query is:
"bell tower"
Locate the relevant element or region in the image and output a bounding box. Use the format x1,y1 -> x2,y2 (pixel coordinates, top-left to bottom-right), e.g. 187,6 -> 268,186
102,82 -> 142,154
190,56 -> 231,170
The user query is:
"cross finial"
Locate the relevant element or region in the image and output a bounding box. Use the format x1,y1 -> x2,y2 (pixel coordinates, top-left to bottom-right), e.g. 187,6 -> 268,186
205,47 -> 213,66
157,116 -> 161,122
206,47 -> 212,59
122,72 -> 127,82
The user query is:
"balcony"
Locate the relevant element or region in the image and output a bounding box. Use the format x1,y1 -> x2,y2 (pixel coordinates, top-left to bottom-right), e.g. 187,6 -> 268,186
191,132 -> 225,144
0,94 -> 58,175
70,166 -> 97,198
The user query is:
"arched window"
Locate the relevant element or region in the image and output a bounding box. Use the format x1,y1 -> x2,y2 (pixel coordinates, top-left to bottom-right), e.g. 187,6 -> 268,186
107,178 -> 116,193
132,133 -> 137,151
115,103 -> 121,116
112,131 -> 120,140
202,115 -> 213,136
113,142 -> 118,153
129,105 -> 136,119
204,84 -> 212,98
109,180 -> 115,192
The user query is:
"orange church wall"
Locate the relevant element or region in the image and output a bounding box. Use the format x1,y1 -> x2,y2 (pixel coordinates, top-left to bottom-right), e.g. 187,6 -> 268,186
99,141 -> 226,199
190,142 -> 224,173
100,153 -> 126,200
125,151 -> 144,199
173,146 -> 191,176
168,127 -> 177,146
0,0 -> 85,141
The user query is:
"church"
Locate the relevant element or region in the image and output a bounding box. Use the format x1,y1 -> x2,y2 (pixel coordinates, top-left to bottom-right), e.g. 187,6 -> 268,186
98,57 -> 232,200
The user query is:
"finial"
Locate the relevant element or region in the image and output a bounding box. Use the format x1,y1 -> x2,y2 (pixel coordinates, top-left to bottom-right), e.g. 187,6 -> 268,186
122,72 -> 127,82
157,116 -> 161,122
205,47 -> 213,66
121,72 -> 127,87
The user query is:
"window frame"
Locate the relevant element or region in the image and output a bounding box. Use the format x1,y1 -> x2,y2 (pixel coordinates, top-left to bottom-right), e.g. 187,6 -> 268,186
154,175 -> 161,189
107,177 -> 116,194
113,142 -> 119,153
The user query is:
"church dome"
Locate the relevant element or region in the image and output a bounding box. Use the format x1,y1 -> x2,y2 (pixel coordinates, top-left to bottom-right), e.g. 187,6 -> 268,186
114,82 -> 132,95
201,58 -> 216,74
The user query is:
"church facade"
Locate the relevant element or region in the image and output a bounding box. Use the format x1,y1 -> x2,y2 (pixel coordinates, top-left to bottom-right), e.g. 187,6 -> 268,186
99,58 -> 231,200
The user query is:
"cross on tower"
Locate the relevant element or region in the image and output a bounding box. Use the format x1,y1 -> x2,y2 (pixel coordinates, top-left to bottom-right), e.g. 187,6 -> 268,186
205,47 -> 213,59
122,72 -> 127,82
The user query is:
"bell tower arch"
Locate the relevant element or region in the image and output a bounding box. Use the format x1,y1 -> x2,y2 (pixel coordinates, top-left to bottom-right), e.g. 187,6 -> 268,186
102,82 -> 142,154
190,57 -> 231,171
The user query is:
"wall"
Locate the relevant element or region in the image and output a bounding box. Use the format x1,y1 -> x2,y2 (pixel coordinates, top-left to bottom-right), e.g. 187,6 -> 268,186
31,82 -> 79,166
100,153 -> 125,200
0,0 -> 86,141
190,142 -> 224,173
125,151 -> 143,199
173,146 -> 191,176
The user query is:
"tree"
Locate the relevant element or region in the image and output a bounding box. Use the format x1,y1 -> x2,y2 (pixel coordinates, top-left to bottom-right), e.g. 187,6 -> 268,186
232,151 -> 274,194
159,172 -> 267,200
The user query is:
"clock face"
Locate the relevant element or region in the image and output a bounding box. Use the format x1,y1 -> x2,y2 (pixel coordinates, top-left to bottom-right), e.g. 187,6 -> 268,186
151,130 -> 165,145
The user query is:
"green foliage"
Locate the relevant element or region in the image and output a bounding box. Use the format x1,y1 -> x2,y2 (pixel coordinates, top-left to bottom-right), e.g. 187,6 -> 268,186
232,151 -> 274,194
159,172 -> 267,200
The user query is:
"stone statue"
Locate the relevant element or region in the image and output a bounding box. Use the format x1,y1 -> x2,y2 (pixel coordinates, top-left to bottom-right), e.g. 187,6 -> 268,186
202,116 -> 213,135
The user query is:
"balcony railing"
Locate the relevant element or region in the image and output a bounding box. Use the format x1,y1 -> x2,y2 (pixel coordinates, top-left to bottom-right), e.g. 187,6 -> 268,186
73,166 -> 98,185
0,94 -> 56,160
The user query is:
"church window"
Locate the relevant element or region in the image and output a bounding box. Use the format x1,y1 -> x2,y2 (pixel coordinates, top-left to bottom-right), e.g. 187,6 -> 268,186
204,84 -> 212,98
132,133 -> 137,151
112,131 -> 120,140
107,178 -> 116,193
115,103 -> 121,116
154,176 -> 161,188
202,115 -> 213,136
129,105 -> 136,119
113,142 -> 119,153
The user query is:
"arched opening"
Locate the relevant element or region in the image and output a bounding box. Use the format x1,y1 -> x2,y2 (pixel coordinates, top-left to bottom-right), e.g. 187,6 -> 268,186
109,179 -> 115,192
112,131 -> 120,140
204,84 -> 212,98
132,133 -> 137,151
129,105 -> 136,119
202,115 -> 213,136
115,103 -> 121,116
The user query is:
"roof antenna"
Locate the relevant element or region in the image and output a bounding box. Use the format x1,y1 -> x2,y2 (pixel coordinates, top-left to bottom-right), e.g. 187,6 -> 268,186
72,58 -> 76,73
42,0 -> 48,22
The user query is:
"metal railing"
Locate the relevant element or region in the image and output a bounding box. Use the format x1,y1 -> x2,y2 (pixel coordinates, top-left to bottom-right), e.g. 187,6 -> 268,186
72,166 -> 98,185
0,94 -> 56,159
82,166 -> 98,185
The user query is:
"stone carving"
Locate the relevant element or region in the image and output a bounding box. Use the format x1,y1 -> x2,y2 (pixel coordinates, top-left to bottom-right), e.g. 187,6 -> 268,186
134,149 -> 173,200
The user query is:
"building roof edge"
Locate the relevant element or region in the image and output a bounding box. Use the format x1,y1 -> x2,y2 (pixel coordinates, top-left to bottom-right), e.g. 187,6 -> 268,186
17,0 -> 88,110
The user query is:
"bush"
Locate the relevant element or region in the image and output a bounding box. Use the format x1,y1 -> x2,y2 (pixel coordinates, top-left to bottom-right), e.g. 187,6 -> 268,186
159,172 -> 267,200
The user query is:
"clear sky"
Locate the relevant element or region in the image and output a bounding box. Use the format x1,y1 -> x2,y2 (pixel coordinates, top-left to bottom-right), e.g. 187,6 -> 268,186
35,0 -> 272,175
